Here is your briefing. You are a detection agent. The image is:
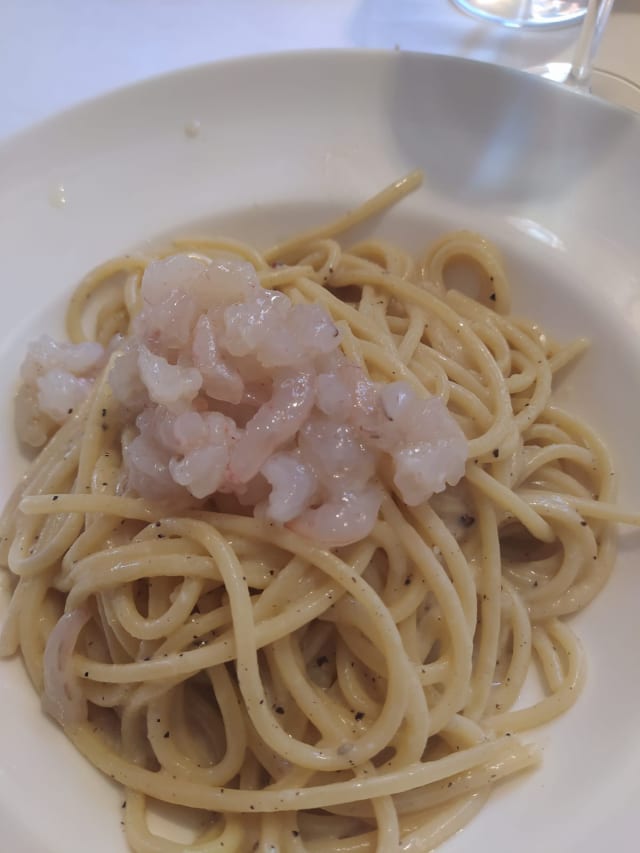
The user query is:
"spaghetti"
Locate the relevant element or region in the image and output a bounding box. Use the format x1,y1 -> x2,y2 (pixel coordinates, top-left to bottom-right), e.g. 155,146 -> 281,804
1,173 -> 636,852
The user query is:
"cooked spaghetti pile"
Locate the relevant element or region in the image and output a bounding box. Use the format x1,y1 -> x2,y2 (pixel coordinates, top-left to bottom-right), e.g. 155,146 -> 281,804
2,173 -> 637,852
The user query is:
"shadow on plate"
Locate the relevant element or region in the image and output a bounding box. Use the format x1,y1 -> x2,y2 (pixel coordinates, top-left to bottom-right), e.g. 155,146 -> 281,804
383,52 -> 638,213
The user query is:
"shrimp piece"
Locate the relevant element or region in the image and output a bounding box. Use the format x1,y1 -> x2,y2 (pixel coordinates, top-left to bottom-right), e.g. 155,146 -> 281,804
316,357 -> 377,424
224,289 -> 340,368
229,370 -> 316,484
137,345 -> 202,412
261,451 -> 318,523
20,335 -> 104,383
168,412 -> 237,499
298,415 -> 375,491
16,334 -> 106,445
42,608 -> 91,728
192,313 -> 243,404
377,382 -> 467,503
110,343 -> 148,412
288,486 -> 382,548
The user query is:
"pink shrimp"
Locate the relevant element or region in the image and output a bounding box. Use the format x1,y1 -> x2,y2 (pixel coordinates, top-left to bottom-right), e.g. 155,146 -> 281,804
229,369 -> 316,483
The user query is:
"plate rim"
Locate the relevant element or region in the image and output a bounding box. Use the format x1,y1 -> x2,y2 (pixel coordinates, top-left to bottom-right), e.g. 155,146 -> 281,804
2,47 -> 639,156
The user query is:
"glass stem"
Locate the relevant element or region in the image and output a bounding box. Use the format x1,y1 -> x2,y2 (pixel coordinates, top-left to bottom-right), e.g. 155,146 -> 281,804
566,0 -> 616,91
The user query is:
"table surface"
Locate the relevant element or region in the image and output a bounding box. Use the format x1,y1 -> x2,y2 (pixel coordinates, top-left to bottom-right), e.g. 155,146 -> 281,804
3,0 -> 640,141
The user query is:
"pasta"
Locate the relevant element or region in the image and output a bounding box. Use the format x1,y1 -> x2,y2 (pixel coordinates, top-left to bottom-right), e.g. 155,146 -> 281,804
1,172 -> 637,853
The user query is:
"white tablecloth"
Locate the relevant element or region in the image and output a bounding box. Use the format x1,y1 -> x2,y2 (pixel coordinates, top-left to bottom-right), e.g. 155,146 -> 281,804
3,0 -> 639,139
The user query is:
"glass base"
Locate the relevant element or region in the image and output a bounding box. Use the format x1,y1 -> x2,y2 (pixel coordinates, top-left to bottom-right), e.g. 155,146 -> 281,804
451,0 -> 587,28
530,62 -> 640,113
591,69 -> 640,113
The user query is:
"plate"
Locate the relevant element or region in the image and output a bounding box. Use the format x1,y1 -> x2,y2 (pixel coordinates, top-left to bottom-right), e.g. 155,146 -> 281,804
1,50 -> 640,853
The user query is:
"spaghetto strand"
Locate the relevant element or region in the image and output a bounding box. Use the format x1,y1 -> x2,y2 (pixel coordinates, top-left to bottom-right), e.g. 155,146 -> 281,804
1,173 -> 638,853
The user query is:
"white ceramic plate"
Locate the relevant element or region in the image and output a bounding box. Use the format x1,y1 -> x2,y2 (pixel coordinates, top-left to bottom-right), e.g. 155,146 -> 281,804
1,51 -> 640,853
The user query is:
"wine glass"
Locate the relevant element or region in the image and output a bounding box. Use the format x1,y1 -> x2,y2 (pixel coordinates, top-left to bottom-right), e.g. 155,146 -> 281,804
453,0 -> 639,112
529,0 -> 640,111
450,0 -> 588,28
562,0 -> 614,90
